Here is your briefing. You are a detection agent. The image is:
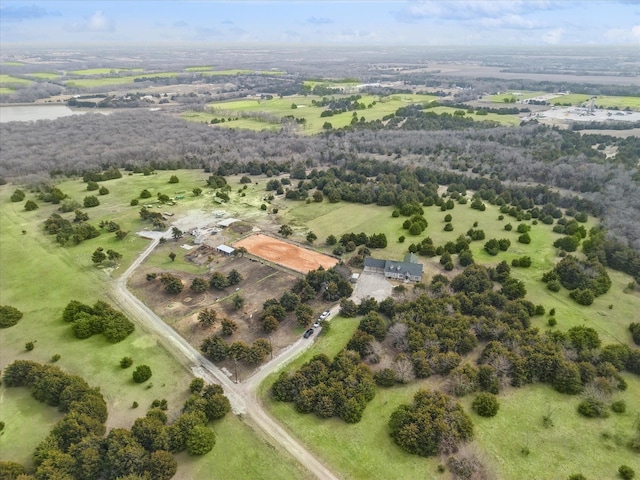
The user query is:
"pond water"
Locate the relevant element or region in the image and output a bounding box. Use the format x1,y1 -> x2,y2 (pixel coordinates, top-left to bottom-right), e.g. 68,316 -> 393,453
0,104 -> 111,123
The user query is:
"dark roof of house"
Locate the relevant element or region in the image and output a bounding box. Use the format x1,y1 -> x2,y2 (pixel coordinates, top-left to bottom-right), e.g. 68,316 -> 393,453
384,260 -> 423,277
364,256 -> 423,278
364,257 -> 386,269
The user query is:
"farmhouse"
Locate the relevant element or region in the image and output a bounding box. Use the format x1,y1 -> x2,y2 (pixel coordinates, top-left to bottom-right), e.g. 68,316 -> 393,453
363,253 -> 423,282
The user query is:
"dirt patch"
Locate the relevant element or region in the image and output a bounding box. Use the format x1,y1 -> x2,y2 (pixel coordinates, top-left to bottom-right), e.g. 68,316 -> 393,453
234,233 -> 338,274
129,253 -> 332,381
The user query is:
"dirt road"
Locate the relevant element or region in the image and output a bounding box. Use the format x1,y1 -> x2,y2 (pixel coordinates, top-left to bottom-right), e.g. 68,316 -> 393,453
111,232 -> 339,480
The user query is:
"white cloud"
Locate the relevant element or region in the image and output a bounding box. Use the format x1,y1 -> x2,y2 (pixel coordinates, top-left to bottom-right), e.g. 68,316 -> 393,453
68,10 -> 115,32
398,0 -> 567,22
632,25 -> 640,39
87,11 -> 115,32
542,27 -> 564,44
480,13 -> 542,29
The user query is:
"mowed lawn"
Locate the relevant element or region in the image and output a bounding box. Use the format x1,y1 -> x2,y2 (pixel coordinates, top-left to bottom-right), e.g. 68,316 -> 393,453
0,74 -> 31,86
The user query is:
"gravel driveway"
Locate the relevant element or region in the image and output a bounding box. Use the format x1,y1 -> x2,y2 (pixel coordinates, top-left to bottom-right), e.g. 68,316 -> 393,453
351,271 -> 393,303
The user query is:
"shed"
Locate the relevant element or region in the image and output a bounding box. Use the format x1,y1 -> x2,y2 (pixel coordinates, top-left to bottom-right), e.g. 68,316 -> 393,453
217,244 -> 235,256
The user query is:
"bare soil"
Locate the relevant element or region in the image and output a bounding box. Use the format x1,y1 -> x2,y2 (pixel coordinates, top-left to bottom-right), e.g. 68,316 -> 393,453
130,249 -> 334,381
234,233 -> 338,274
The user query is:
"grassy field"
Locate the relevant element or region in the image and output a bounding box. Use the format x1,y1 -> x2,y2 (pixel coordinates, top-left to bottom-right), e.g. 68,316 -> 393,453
0,172 -> 316,478
185,66 -> 214,72
199,93 -> 439,134
465,378 -> 640,479
0,87 -> 15,94
484,91 -> 546,102
2,170 -> 639,478
427,106 -> 522,126
550,93 -> 592,105
65,72 -> 177,88
595,96 -> 640,110
1,61 -> 23,66
70,68 -> 143,75
0,74 -> 31,86
260,321 -> 639,480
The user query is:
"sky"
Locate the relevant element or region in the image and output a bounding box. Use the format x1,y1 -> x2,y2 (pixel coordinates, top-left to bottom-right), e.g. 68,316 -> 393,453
0,0 -> 639,46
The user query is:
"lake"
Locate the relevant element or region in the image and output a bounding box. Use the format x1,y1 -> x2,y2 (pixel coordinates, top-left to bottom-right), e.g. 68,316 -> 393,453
0,104 -> 112,123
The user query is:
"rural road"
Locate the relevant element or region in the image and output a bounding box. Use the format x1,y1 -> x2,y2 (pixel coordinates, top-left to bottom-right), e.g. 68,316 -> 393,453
111,232 -> 340,480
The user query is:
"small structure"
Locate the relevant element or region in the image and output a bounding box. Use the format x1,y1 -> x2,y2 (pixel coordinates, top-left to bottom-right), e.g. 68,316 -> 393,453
217,244 -> 235,256
350,273 -> 360,283
363,253 -> 423,282
218,218 -> 240,228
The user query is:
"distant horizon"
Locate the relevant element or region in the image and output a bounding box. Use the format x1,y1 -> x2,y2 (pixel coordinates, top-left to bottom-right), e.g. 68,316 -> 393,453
1,1 -> 638,47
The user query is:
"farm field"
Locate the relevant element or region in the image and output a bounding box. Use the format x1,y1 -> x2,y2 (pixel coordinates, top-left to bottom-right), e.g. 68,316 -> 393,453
0,87 -> 15,94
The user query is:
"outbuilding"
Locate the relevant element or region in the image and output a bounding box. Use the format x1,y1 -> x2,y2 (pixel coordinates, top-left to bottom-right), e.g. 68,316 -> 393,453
217,244 -> 235,256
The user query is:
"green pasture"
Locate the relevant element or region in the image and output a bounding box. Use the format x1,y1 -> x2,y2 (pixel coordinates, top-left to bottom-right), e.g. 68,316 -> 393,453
0,74 -> 31,86
0,387 -> 63,466
258,316 -> 454,480
303,79 -> 360,90
203,93 -> 439,134
65,72 -> 177,88
484,91 -> 546,102
284,194 -> 639,348
0,173 -> 312,477
175,415 -> 311,479
0,87 -> 15,94
70,68 -> 143,75
595,95 -> 640,110
185,66 -> 214,72
27,72 -> 60,80
427,105 -> 522,126
465,379 -> 640,480
1,61 -> 23,66
551,93 -> 592,105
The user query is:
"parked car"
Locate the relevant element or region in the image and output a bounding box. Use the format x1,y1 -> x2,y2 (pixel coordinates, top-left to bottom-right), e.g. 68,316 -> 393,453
320,310 -> 330,319
313,321 -> 321,328
303,328 -> 314,338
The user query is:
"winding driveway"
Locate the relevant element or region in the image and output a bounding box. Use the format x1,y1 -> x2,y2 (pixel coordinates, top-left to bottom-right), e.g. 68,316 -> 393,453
111,232 -> 339,480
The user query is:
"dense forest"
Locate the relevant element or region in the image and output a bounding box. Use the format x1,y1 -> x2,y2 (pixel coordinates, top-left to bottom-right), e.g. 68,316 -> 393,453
1,108 -> 638,253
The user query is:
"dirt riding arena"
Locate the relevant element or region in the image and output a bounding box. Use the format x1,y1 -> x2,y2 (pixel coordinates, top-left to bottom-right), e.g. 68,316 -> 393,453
234,233 -> 338,274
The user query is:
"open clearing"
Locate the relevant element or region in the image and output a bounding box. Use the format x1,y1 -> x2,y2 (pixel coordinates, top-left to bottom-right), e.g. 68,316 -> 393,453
234,233 -> 338,273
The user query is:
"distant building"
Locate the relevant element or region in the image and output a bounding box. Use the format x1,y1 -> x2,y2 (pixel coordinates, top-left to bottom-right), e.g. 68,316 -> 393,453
217,218 -> 240,228
217,244 -> 235,256
363,253 -> 423,282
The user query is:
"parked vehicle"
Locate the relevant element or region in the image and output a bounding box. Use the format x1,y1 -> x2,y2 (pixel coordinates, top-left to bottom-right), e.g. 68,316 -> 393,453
303,328 -> 314,338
